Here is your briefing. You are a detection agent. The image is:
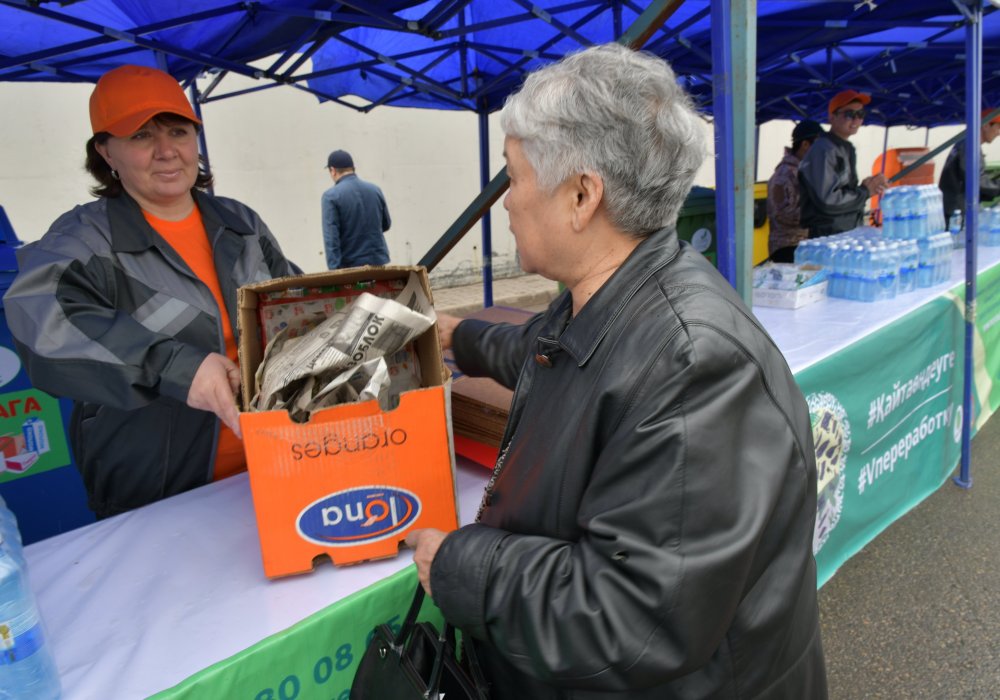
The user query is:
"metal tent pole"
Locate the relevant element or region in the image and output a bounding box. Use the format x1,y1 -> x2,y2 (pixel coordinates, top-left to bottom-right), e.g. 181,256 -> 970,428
478,110 -> 494,308
189,81 -> 214,196
418,0 -> 685,272
710,0 -> 756,300
954,0 -> 983,490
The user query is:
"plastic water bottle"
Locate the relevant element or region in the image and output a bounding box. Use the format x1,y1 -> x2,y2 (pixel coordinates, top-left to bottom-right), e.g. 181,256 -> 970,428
876,242 -> 897,301
889,243 -> 901,299
816,239 -> 837,271
0,532 -> 61,699
897,188 -> 914,239
860,246 -> 879,302
913,189 -> 929,239
930,234 -> 945,284
989,208 -> 1000,248
881,190 -> 896,239
898,240 -> 918,294
916,237 -> 934,287
0,497 -> 19,557
793,239 -> 811,264
949,210 -> 963,249
827,244 -> 844,298
927,187 -> 941,234
0,497 -> 24,570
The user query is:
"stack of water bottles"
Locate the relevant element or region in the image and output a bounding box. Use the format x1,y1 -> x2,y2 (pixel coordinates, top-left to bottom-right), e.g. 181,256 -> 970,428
954,204 -> 1000,248
0,496 -> 61,699
795,184 -> 955,303
879,185 -> 946,242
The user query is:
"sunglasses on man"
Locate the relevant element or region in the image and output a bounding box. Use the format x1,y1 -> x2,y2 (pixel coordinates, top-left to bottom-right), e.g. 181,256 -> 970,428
835,109 -> 866,120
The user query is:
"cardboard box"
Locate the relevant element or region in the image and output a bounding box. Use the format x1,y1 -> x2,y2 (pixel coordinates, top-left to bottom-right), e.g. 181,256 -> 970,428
238,266 -> 458,578
753,280 -> 828,309
445,306 -> 536,468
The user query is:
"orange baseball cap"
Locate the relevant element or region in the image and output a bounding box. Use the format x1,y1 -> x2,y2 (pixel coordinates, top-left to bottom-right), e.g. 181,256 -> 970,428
983,108 -> 1000,125
89,64 -> 201,137
828,89 -> 872,115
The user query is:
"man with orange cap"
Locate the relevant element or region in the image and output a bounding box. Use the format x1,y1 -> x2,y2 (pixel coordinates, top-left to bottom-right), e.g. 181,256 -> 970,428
938,109 -> 1000,223
798,89 -> 888,238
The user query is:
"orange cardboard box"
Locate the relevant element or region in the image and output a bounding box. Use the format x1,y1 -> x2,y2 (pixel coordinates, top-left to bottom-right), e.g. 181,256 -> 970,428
237,266 -> 458,578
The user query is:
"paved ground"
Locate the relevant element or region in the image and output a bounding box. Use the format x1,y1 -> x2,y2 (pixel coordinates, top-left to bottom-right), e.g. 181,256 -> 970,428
431,273 -> 560,316
433,273 -> 1000,699
819,413 -> 1000,699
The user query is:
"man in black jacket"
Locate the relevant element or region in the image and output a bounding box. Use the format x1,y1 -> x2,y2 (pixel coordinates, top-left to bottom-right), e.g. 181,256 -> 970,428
407,44 -> 828,700
799,89 -> 887,237
939,109 -> 1000,223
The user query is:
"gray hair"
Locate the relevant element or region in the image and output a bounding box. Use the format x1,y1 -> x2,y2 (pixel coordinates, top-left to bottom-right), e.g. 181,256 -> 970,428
500,43 -> 707,237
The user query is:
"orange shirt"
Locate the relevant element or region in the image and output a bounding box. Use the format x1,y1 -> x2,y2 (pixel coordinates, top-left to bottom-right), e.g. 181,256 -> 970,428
143,207 -> 246,481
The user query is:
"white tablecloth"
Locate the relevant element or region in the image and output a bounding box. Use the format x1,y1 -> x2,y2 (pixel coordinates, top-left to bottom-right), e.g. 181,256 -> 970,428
24,244 -> 1000,699
24,460 -> 489,699
754,245 -> 1000,373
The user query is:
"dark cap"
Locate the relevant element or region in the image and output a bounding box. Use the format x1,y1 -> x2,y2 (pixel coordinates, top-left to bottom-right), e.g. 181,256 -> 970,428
792,119 -> 824,142
326,149 -> 354,169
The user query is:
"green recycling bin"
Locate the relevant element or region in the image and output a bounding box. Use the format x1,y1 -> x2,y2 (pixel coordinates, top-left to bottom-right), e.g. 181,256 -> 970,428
676,186 -> 718,266
675,185 -> 771,267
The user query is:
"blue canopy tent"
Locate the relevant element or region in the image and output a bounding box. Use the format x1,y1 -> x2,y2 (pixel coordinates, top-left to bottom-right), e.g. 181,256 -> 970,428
0,0 -> 998,522
2,1 -> 998,280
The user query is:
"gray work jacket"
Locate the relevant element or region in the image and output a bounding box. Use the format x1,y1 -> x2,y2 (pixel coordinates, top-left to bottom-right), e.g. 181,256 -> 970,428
3,191 -> 298,517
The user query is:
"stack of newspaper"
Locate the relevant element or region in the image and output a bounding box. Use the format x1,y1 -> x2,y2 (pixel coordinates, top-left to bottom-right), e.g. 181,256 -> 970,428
251,273 -> 436,422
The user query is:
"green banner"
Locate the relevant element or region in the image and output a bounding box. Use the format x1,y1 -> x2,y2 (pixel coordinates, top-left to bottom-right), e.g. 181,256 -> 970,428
799,294 -> 966,586
151,566 -> 442,700
971,262 -> 1000,420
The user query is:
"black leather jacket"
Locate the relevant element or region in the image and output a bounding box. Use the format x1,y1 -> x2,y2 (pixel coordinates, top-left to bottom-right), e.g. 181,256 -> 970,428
799,131 -> 869,237
432,231 -> 827,699
939,142 -> 1000,221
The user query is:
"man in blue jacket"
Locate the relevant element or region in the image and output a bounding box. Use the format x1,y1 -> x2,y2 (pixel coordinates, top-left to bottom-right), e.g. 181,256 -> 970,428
321,149 -> 391,269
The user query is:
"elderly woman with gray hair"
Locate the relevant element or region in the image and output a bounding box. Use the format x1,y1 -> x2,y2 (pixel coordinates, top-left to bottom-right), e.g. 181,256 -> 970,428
407,44 -> 828,699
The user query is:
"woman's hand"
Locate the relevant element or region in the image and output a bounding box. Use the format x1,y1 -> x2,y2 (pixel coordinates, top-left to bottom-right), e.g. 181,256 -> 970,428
187,352 -> 242,438
405,528 -> 448,596
436,312 -> 462,351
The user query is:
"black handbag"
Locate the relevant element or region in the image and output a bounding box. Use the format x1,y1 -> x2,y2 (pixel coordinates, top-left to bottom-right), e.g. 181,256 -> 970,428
350,583 -> 490,700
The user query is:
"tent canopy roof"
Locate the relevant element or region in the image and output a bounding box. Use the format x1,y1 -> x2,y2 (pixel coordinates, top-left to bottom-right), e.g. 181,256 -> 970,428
1,0 -> 997,127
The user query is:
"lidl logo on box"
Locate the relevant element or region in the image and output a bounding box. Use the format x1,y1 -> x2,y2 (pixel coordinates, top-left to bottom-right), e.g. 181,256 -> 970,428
297,487 -> 421,546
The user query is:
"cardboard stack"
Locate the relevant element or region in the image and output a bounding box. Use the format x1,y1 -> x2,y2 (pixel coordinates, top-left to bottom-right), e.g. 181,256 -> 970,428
237,266 -> 459,578
446,305 -> 536,468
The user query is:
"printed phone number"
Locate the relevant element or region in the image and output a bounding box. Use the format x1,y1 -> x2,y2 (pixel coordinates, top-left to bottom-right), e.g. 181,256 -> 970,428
253,618 -> 400,700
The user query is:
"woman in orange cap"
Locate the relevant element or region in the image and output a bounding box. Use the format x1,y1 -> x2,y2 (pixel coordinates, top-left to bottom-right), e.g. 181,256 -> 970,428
3,64 -> 299,518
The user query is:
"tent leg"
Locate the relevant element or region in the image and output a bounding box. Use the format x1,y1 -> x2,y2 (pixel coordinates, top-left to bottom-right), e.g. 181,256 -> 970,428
954,0 -> 982,491
478,111 -> 493,308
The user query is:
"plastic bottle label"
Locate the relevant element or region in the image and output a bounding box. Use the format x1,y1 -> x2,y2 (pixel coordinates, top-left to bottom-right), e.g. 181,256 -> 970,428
0,612 -> 46,664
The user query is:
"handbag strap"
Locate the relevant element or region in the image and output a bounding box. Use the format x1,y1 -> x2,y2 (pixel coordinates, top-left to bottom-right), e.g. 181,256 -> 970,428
449,623 -> 490,698
399,583 -> 490,699
394,583 -> 426,647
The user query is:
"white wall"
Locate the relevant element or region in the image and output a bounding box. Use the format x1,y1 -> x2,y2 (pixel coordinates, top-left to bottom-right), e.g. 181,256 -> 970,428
2,70 -> 998,288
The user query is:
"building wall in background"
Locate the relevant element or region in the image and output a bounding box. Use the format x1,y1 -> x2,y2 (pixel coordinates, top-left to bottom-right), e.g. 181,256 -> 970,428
1,70 -> 997,288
